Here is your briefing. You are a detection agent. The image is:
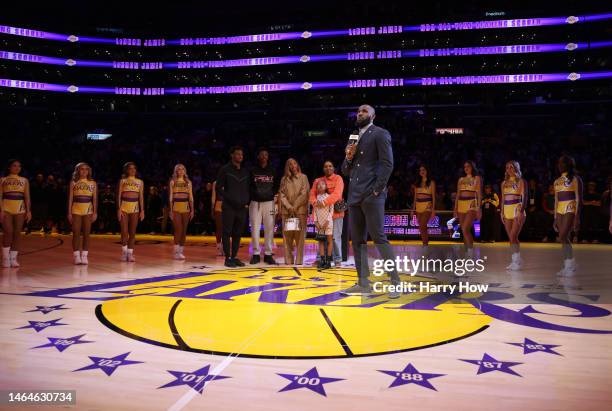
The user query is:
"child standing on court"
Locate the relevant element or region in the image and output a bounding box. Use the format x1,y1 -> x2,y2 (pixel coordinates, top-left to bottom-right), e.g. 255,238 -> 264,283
313,180 -> 333,269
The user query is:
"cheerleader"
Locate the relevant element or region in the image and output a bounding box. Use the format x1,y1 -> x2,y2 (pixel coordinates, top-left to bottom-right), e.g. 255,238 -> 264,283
169,164 -> 194,260
501,161 -> 527,271
411,164 -> 436,254
67,163 -> 97,265
553,155 -> 583,276
117,162 -> 144,262
454,161 -> 482,258
0,160 -> 31,268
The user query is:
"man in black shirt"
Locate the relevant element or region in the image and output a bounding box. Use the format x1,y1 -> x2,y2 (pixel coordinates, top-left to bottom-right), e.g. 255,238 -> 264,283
216,146 -> 250,267
29,173 -> 48,232
99,184 -> 117,234
249,148 -> 279,265
580,181 -> 602,243
480,184 -> 500,242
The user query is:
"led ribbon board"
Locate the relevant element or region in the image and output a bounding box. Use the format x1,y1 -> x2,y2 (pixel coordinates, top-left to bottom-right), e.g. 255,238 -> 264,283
2,41 -> 611,69
1,71 -> 611,95
1,13 -> 611,46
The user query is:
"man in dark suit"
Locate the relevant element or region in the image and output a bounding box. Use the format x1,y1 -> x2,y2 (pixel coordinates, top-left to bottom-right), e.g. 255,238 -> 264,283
340,105 -> 401,298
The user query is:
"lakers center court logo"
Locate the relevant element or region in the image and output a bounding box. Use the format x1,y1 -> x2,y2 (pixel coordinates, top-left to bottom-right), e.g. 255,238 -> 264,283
11,266 -> 612,360
92,267 -> 491,358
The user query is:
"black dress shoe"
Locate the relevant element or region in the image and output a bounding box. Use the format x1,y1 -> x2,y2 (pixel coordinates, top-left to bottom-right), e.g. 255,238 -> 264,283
233,258 -> 245,267
250,255 -> 261,264
224,258 -> 236,268
263,255 -> 276,265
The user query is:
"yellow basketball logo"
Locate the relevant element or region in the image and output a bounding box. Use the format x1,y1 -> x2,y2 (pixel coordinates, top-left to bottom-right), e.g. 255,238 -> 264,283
97,267 -> 491,358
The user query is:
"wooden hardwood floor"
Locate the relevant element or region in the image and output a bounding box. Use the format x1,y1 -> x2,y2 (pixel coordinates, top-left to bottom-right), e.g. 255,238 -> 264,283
1,234 -> 611,410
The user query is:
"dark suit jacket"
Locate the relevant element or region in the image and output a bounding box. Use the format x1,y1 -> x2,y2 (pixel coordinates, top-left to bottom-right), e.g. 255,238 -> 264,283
341,124 -> 394,206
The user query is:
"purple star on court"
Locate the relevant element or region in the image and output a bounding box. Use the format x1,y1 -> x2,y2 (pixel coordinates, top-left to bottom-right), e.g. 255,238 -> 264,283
32,334 -> 94,352
73,352 -> 143,376
460,353 -> 522,377
506,338 -> 562,356
378,363 -> 445,391
278,367 -> 344,397
24,304 -> 69,314
14,318 -> 67,332
158,365 -> 230,394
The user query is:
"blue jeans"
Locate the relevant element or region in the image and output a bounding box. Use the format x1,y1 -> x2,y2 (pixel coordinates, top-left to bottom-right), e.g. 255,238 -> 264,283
332,217 -> 343,263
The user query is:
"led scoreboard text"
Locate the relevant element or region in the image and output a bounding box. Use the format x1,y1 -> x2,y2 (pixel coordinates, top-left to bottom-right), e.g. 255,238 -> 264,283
0,14 -> 602,46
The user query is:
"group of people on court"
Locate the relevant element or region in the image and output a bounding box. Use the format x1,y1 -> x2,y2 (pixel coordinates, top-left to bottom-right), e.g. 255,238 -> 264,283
2,125 -> 611,278
0,160 -> 192,266
410,155 -> 594,276
211,146 -> 345,269
0,151 -> 348,270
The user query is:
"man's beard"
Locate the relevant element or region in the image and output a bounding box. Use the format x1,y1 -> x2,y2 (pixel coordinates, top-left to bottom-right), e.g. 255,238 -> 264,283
355,116 -> 371,128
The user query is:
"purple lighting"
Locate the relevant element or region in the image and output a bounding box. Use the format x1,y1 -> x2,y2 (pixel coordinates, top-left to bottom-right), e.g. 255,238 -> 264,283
0,25 -> 69,41
412,16 -> 569,32
1,13 -> 611,46
3,41 -> 609,70
0,79 -> 68,92
2,71 -> 611,95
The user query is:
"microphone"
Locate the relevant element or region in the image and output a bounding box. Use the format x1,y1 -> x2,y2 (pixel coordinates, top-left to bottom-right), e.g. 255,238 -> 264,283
348,130 -> 359,146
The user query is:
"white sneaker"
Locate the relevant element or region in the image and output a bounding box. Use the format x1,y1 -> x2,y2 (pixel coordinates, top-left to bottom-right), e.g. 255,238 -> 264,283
507,261 -> 521,271
81,252 -> 89,265
2,247 -> 10,268
556,258 -> 576,277
73,251 -> 82,265
177,246 -> 186,260
173,245 -> 181,260
9,251 -> 19,268
121,245 -> 128,262
507,253 -> 522,271
127,250 -> 135,263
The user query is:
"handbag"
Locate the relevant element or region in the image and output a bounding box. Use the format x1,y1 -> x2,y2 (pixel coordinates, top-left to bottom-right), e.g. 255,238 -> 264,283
315,232 -> 327,241
334,199 -> 347,212
284,216 -> 300,232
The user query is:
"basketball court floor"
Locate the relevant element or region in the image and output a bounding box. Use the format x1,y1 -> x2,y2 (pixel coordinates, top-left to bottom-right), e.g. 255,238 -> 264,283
1,234 -> 611,410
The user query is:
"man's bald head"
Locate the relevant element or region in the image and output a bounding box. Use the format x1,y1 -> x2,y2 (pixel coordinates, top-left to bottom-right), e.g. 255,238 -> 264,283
359,104 -> 375,116
356,104 -> 375,128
